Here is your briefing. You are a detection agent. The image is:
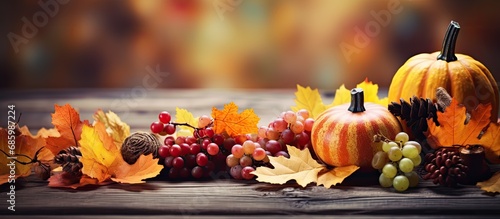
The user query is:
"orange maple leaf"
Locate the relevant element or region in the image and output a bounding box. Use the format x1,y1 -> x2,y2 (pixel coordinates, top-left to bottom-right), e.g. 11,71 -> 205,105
45,104 -> 89,156
79,122 -> 163,184
18,126 -> 58,163
211,102 -> 259,136
426,98 -> 500,164
0,126 -> 56,185
426,99 -> 491,147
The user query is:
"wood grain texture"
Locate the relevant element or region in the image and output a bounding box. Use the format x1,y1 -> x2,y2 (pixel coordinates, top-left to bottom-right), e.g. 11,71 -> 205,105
3,175 -> 500,217
0,89 -> 313,132
0,89 -> 499,218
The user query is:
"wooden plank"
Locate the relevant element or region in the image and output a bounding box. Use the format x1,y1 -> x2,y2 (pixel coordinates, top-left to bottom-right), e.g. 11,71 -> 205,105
0,89 -> 311,132
1,89 -> 500,217
10,216 -> 500,219
2,173 -> 499,216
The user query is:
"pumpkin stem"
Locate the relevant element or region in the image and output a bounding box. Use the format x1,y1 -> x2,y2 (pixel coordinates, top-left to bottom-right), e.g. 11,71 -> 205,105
348,88 -> 366,113
437,21 -> 460,62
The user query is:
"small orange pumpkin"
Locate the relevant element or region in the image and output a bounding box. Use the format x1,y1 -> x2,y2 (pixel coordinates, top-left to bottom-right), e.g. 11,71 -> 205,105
388,21 -> 499,122
311,88 -> 402,170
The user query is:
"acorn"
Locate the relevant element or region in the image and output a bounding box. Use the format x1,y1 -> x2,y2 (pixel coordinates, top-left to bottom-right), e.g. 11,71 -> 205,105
458,145 -> 491,184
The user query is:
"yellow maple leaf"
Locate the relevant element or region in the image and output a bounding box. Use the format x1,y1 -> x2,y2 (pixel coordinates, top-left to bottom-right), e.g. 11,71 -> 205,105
93,109 -> 130,146
330,84 -> 351,107
331,78 -> 388,107
291,85 -> 327,119
253,145 -> 358,188
79,123 -> 116,182
253,146 -> 323,187
212,102 -> 259,137
355,79 -> 388,106
291,79 -> 387,119
79,122 -> 163,184
317,165 -> 359,188
175,107 -> 198,135
477,171 -> 500,193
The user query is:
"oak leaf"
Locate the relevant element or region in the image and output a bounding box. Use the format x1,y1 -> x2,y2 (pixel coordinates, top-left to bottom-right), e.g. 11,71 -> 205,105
93,109 -> 130,146
0,126 -> 56,185
331,78 -> 388,107
212,102 -> 259,136
45,104 -> 90,155
253,145 -> 359,188
175,107 -> 198,136
477,171 -> 500,193
79,122 -> 163,184
291,85 -> 327,119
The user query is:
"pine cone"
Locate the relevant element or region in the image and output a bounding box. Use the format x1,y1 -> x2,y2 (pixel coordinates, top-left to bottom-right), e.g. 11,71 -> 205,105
389,96 -> 444,139
422,147 -> 467,187
422,146 -> 491,186
54,146 -> 83,177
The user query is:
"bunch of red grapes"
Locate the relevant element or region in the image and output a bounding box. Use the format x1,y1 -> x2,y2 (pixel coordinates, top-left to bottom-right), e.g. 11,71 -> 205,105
150,112 -> 228,179
149,109 -> 314,181
257,109 -> 315,153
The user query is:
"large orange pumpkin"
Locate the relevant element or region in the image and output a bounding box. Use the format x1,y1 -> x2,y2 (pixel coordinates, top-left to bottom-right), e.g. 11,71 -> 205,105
311,88 -> 402,170
388,21 -> 499,121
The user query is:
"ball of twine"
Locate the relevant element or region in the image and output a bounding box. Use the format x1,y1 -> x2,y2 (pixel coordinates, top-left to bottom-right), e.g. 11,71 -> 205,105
121,132 -> 160,165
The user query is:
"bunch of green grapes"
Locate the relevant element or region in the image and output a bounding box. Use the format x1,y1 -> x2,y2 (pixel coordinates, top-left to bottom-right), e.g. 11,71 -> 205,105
372,132 -> 422,192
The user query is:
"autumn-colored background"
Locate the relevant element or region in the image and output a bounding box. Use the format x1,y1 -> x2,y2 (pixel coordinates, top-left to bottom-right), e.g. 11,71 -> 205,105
1,0 -> 500,90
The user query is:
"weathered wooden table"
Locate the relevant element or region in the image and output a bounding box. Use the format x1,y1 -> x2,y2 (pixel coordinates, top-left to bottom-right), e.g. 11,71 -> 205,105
1,89 -> 499,218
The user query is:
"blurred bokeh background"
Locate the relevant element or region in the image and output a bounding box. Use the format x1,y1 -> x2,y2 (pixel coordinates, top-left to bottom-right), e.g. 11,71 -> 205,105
1,0 -> 500,90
